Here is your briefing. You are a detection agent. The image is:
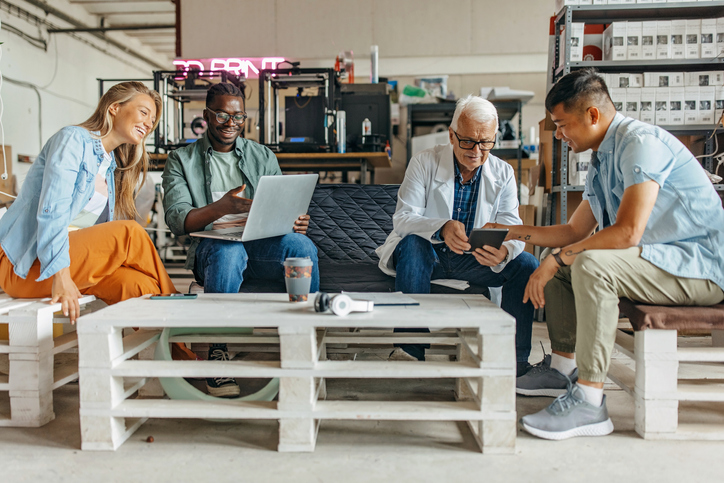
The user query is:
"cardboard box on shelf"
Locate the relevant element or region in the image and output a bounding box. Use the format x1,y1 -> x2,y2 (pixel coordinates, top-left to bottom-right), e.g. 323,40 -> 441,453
518,204 -> 536,254
505,158 -> 539,172
640,87 -> 656,125
700,86 -> 715,125
603,22 -> 627,61
701,18 -> 717,58
554,191 -> 583,225
685,19 -> 701,59
505,158 -> 539,195
626,21 -> 643,61
642,21 -> 657,60
670,86 -> 685,125
539,118 -> 556,193
655,87 -> 670,126
656,21 -> 671,60
671,19 -> 686,59
684,86 -> 700,125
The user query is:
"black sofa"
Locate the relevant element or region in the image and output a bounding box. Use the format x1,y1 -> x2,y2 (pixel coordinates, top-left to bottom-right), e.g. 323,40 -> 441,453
240,183 -> 488,297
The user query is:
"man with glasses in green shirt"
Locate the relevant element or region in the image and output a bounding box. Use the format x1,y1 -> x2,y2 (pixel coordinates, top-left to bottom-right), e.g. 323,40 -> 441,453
162,83 -> 319,397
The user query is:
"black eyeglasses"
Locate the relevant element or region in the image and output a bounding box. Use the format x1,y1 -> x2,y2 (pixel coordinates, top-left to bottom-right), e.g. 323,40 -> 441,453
453,131 -> 496,151
206,108 -> 247,125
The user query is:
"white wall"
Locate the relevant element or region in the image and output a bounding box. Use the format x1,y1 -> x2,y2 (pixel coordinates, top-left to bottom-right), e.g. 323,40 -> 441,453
180,0 -> 557,183
0,0 -> 168,187
180,0 -> 554,74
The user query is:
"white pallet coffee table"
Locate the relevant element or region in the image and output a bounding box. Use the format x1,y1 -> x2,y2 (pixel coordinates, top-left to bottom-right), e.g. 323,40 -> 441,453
77,293 -> 516,453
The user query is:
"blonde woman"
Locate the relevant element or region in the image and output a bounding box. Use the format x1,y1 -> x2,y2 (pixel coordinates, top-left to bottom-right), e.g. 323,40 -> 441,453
0,81 -> 177,323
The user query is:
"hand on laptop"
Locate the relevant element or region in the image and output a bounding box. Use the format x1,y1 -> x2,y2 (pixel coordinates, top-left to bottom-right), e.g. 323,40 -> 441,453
294,214 -> 310,235
220,184 -> 252,214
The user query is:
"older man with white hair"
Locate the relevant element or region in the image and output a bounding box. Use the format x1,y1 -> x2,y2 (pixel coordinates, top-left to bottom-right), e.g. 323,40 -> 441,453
376,95 -> 539,374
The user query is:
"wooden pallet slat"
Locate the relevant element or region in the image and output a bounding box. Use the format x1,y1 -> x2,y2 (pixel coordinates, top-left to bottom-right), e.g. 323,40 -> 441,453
78,293 -> 516,453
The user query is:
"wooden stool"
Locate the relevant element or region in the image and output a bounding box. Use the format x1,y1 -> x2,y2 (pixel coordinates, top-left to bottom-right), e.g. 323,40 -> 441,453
609,298 -> 724,440
0,294 -> 102,427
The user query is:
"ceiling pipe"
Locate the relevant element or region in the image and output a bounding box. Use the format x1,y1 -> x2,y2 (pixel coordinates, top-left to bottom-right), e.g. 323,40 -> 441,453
48,24 -> 175,33
23,0 -> 167,70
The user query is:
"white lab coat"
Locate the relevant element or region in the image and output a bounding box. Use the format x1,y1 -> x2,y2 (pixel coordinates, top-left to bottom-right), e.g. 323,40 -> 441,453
376,143 -> 525,276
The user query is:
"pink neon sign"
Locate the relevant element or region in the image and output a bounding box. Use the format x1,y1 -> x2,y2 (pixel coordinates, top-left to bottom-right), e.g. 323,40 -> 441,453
173,57 -> 286,78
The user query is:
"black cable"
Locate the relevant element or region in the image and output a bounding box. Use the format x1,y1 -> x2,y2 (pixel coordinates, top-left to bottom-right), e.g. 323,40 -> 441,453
1,21 -> 46,50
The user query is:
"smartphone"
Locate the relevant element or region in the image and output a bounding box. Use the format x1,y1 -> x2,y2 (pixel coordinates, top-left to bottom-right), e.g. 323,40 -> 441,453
465,228 -> 509,254
150,293 -> 198,300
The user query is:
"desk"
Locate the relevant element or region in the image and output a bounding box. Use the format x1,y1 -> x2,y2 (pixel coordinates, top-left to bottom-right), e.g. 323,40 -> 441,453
275,152 -> 390,184
149,152 -> 391,185
77,293 -> 516,453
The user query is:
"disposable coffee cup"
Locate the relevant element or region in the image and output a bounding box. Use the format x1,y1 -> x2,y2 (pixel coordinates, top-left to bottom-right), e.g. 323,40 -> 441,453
283,257 -> 313,302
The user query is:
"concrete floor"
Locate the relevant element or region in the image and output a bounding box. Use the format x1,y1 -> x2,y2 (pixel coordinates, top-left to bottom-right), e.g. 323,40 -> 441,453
2,324 -> 724,482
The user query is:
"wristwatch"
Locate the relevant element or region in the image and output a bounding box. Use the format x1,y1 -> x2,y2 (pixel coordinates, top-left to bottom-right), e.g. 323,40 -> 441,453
551,248 -> 567,267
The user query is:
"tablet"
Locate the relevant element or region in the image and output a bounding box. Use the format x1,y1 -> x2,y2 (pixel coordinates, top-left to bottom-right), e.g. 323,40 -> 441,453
465,228 -> 509,254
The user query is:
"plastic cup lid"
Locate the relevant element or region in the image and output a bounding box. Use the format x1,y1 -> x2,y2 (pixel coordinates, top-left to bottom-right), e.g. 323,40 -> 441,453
283,257 -> 313,267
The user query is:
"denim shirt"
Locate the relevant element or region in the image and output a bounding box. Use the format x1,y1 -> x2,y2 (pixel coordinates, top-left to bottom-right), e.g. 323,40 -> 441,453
586,113 -> 724,290
0,126 -> 116,281
161,134 -> 282,270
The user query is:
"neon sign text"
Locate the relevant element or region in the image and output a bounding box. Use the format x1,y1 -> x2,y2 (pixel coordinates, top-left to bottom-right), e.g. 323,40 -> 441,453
173,57 -> 286,78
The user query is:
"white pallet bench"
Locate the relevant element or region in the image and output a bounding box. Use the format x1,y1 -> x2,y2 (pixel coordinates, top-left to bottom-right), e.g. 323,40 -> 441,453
77,293 -> 517,453
0,294 -> 101,427
609,299 -> 724,440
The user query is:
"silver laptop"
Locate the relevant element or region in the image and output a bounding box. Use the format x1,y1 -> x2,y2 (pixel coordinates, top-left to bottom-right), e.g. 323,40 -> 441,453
190,174 -> 318,243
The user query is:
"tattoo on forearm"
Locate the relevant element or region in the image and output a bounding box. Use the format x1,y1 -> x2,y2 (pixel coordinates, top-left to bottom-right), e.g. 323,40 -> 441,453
565,249 -> 587,257
525,235 -> 531,241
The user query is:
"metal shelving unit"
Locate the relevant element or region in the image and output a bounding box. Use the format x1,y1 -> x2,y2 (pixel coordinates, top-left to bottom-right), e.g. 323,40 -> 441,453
548,2 -> 724,225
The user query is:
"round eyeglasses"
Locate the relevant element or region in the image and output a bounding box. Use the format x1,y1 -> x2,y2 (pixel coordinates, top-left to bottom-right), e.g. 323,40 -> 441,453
206,108 -> 247,125
453,131 -> 496,151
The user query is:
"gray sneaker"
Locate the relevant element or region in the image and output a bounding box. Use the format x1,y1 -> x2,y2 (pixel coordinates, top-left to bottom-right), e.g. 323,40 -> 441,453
516,354 -> 578,397
520,383 -> 614,440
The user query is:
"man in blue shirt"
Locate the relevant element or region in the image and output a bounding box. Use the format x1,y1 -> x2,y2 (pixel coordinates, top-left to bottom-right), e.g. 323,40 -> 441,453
376,95 -> 539,373
491,69 -> 724,440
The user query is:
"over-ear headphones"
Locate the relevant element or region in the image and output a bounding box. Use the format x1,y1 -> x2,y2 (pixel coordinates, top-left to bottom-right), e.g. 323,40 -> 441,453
314,293 -> 374,316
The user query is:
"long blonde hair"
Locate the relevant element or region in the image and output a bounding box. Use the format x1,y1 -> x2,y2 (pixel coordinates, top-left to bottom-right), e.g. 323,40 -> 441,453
78,81 -> 162,220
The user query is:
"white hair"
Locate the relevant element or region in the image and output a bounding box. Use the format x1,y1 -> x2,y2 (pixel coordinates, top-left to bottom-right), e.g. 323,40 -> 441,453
450,95 -> 499,132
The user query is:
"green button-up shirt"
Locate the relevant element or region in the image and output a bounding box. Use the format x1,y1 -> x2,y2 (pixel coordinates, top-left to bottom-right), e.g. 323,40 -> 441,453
161,135 -> 282,270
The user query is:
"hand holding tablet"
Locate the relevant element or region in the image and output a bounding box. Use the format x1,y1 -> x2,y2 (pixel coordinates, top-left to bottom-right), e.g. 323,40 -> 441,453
464,228 -> 509,254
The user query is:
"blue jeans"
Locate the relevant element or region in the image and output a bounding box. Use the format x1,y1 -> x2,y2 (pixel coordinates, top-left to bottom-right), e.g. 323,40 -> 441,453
193,233 -> 320,294
393,235 -> 538,363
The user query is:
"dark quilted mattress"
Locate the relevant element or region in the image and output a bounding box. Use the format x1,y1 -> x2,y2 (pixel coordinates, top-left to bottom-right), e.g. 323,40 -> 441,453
240,183 -> 488,296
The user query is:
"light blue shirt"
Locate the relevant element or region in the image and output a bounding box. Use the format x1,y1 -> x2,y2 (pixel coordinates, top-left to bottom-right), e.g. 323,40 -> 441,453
0,126 -> 116,281
586,113 -> 724,291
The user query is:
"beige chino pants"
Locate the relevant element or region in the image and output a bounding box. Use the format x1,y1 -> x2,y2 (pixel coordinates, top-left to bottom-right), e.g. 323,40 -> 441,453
544,247 -> 724,383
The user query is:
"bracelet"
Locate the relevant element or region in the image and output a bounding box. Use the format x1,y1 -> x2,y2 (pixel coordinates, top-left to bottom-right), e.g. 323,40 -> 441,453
552,249 -> 567,267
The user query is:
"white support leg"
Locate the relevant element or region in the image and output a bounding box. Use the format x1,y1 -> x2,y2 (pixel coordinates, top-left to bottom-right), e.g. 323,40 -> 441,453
278,326 -> 318,452
712,329 -> 724,348
480,419 -> 517,454
634,329 -> 679,438
455,330 -> 479,401
7,307 -> 55,426
78,328 -> 129,450
137,339 -> 164,398
479,331 -> 516,453
317,330 -> 327,401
